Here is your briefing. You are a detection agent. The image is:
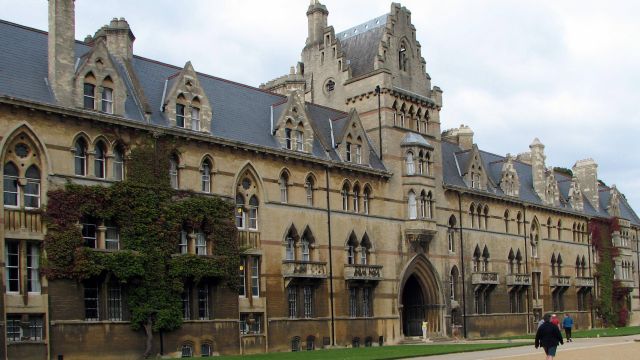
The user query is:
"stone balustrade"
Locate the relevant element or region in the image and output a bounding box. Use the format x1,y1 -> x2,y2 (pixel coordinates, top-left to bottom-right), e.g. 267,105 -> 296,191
344,264 -> 383,281
471,272 -> 499,285
282,260 -> 327,279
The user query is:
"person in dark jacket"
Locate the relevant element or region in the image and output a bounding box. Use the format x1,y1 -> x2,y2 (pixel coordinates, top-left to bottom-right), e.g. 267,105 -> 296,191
535,313 -> 564,359
562,313 -> 574,342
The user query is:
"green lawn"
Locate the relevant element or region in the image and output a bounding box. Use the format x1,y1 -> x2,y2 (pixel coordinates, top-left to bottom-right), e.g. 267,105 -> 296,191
486,325 -> 640,340
211,343 -> 531,360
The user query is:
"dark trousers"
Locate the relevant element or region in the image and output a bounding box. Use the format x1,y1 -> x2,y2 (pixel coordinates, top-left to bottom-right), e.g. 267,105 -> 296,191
564,327 -> 572,339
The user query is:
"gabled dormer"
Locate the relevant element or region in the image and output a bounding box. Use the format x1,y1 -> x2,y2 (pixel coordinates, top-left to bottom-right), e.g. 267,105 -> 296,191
463,145 -> 489,190
607,185 -> 621,217
335,109 -> 370,165
543,168 -> 560,206
74,38 -> 127,116
162,62 -> 212,133
273,90 -> 316,153
568,176 -> 584,211
499,154 -> 520,197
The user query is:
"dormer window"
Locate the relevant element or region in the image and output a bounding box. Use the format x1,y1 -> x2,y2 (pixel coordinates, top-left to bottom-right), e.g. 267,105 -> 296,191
101,87 -> 113,113
355,142 -> 362,164
285,128 -> 292,149
83,83 -> 96,110
295,130 -> 304,151
346,142 -> 352,162
191,107 -> 200,131
399,43 -> 408,71
176,103 -> 186,128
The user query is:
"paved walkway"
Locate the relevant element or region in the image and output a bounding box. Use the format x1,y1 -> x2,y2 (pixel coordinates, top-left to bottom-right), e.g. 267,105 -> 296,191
407,335 -> 640,360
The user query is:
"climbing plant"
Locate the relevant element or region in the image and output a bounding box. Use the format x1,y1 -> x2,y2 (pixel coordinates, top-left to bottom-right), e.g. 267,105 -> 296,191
590,217 -> 628,327
44,138 -> 239,357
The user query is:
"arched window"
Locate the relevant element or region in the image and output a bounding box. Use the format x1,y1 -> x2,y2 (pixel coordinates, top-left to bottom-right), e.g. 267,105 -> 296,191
406,152 -> 415,175
426,191 -> 433,219
201,343 -> 212,357
483,205 -> 489,229
94,141 -> 106,178
450,266 -> 459,300
285,227 -> 297,261
305,176 -> 314,206
504,210 -> 510,233
112,144 -> 124,181
101,76 -> 114,114
235,194 -> 246,229
425,151 -> 432,175
3,162 -> 19,206
508,249 -> 515,274
420,190 -> 427,218
360,234 -> 371,265
295,124 -> 304,151
530,220 -> 540,258
355,136 -> 362,164
291,336 -> 301,352
176,94 -> 186,128
469,204 -> 476,228
353,185 -> 360,213
180,343 -> 193,358
342,183 -> 350,211
83,73 -> 96,110
24,165 -> 41,209
248,195 -> 259,230
551,253 -> 557,276
74,138 -> 88,176
517,212 -> 523,235
285,127 -> 293,150
399,42 -> 407,71
556,254 -> 563,275
448,215 -> 456,252
346,233 -> 358,265
279,172 -> 289,203
408,191 -> 417,219
472,245 -> 481,272
547,218 -> 553,239
557,220 -> 562,240
201,159 -> 212,193
191,97 -> 201,131
481,246 -> 490,272
169,154 -> 179,189
306,335 -> 315,351
301,232 -> 311,261
363,186 -> 371,214
346,141 -> 352,162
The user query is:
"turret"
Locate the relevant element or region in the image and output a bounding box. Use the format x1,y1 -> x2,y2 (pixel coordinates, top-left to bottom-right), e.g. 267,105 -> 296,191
306,0 -> 328,46
573,159 -> 599,210
90,17 -> 135,62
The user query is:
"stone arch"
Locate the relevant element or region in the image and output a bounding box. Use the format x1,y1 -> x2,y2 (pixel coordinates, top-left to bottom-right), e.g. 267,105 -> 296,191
398,254 -> 444,336
0,123 -> 52,175
233,162 -> 265,198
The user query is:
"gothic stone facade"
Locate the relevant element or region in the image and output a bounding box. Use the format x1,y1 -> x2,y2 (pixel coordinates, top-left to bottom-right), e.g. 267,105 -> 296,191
0,1 -> 638,359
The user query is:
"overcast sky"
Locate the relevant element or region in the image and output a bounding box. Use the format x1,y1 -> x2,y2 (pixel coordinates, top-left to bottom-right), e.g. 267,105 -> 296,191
2,0 -> 639,211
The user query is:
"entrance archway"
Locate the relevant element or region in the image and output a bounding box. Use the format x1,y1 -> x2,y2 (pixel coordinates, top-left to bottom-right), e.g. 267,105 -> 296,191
399,255 -> 443,337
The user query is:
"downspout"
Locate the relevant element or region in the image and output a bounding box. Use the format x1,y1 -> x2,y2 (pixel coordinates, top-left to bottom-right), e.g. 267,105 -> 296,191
325,166 -> 336,345
587,216 -> 594,328
375,85 -> 383,160
522,205 -> 531,333
456,191 -> 467,338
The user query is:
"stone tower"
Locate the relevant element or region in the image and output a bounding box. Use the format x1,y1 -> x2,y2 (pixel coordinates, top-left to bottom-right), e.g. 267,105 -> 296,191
530,138 -> 546,201
306,0 -> 328,47
48,0 -> 76,105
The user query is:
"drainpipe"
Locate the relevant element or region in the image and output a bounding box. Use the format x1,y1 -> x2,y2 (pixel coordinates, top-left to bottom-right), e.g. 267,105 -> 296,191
325,166 -> 336,345
522,205 -> 530,333
587,216 -> 594,328
375,85 -> 383,161
456,191 -> 467,338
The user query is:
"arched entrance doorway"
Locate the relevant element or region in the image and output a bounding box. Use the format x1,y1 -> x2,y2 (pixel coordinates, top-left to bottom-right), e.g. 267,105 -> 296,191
399,255 -> 443,337
402,275 -> 425,336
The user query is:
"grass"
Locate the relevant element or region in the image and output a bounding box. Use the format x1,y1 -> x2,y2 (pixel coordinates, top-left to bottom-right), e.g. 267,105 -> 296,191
210,342 -> 531,360
486,325 -> 640,340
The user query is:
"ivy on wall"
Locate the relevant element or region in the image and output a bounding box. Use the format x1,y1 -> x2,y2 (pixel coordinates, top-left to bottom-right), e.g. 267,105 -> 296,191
43,138 -> 239,357
590,217 -> 628,327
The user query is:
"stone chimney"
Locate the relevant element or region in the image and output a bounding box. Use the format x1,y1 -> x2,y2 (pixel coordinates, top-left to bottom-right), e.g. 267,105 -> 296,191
306,0 -> 328,46
529,138 -> 546,200
92,18 -> 135,62
573,158 -> 599,209
442,125 -> 473,151
48,0 -> 76,105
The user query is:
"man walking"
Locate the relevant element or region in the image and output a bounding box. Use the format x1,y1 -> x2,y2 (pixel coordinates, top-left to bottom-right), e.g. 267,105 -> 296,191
535,313 -> 564,360
562,313 -> 574,342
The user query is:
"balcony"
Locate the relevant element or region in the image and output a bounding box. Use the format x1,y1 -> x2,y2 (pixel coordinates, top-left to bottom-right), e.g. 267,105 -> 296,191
238,230 -> 260,252
282,260 -> 327,279
404,220 -> 437,253
3,208 -> 43,234
575,277 -> 594,288
344,264 -> 383,281
471,272 -> 499,285
549,275 -> 571,287
617,279 -> 635,289
506,274 -> 531,286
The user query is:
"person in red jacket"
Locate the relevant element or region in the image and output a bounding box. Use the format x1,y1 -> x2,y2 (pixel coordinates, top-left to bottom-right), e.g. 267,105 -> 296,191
550,313 -> 560,328
535,313 -> 564,360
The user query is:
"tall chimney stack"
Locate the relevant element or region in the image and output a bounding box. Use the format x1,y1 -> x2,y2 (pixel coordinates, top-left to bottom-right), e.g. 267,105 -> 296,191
573,159 -> 599,210
48,0 -> 76,105
529,138 -> 546,200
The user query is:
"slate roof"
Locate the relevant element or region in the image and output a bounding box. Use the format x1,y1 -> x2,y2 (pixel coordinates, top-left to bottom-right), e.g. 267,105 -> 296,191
442,140 -> 640,226
401,133 -> 433,148
336,14 -> 387,78
0,19 -> 386,172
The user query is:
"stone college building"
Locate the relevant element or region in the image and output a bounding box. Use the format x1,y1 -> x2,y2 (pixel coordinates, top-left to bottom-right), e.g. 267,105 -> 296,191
1,0 -> 639,358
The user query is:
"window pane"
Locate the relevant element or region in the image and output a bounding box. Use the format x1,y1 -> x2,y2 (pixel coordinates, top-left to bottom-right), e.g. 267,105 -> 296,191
288,286 -> 297,318
196,232 -> 207,255
6,315 -> 21,342
84,281 -> 99,321
5,241 -> 19,292
102,87 -> 113,113
239,258 -> 246,297
83,83 -> 95,109
251,257 -> 259,297
108,285 -> 122,321
3,165 -> 19,206
179,231 -> 188,254
191,107 -> 200,131
24,180 -> 40,208
106,226 -> 120,250
198,285 -> 209,320
303,286 -> 313,318
182,290 -> 191,320
27,243 -> 41,293
176,104 -> 185,128
82,222 -> 97,248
